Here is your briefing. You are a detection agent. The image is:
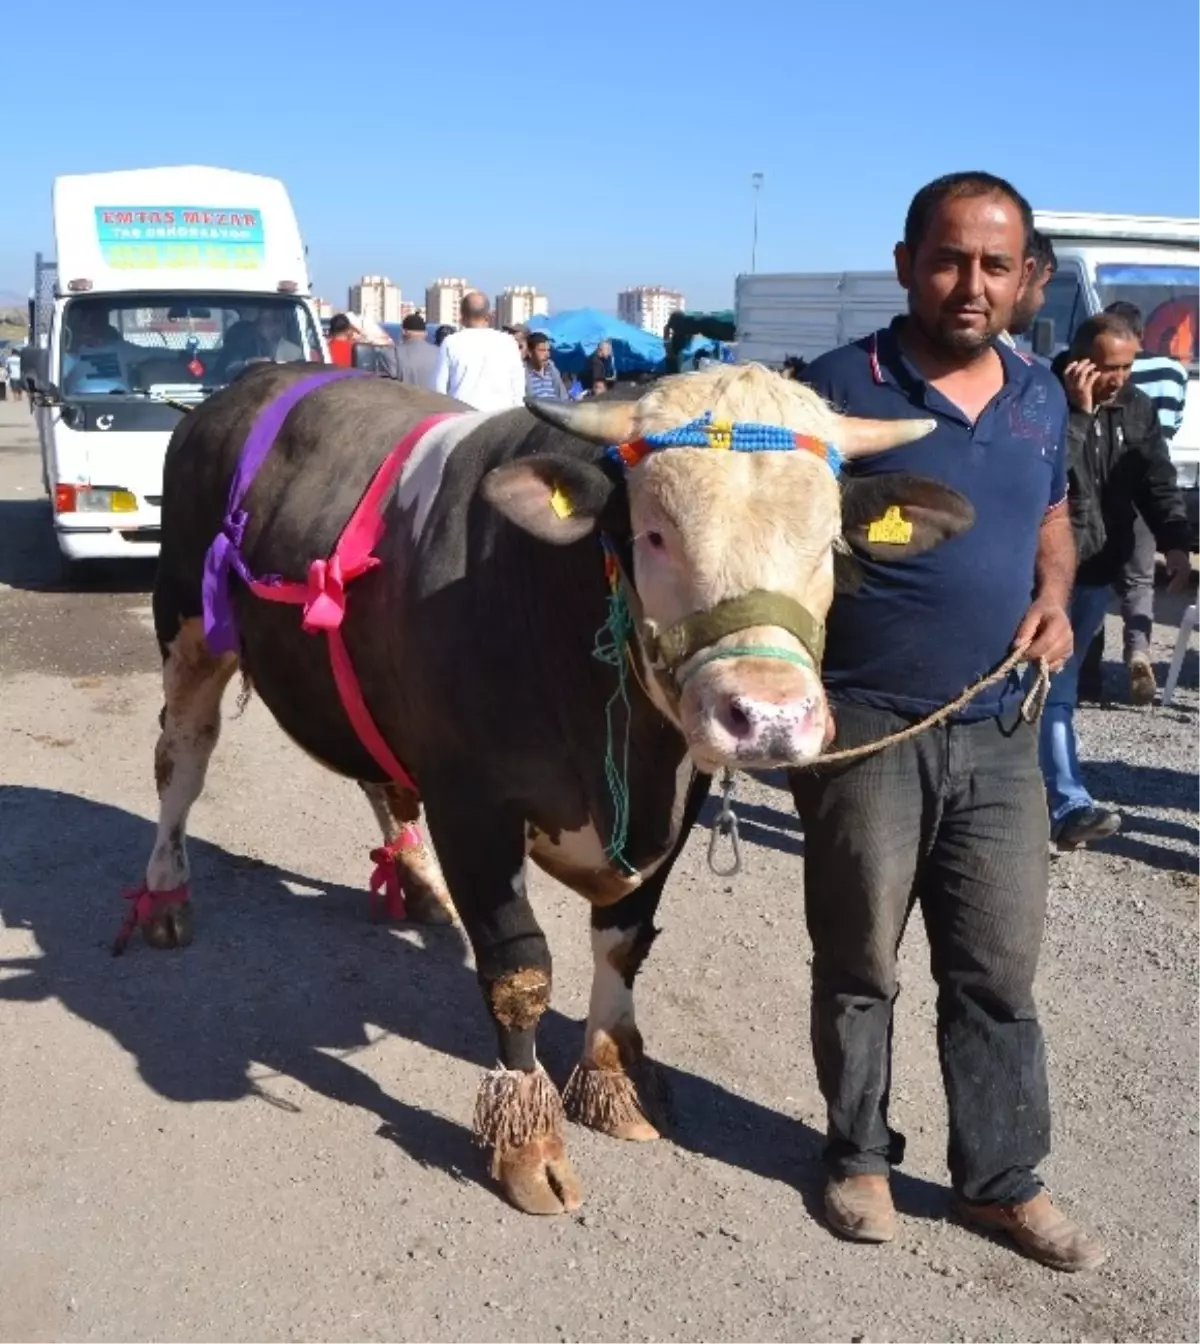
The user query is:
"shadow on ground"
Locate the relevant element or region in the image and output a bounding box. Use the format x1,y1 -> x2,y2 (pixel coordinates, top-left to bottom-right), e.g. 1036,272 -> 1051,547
0,497 -> 156,594
0,786 -> 949,1222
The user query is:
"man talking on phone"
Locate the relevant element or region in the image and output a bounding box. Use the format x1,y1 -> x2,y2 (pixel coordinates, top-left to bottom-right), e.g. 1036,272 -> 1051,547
1046,311 -> 1192,848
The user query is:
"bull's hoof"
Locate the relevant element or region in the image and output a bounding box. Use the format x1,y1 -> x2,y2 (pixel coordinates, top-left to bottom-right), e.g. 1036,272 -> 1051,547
496,1133 -> 583,1215
141,900 -> 194,950
563,1063 -> 661,1142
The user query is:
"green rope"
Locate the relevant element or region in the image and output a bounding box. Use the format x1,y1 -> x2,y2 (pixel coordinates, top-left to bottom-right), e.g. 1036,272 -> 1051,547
592,579 -> 637,875
678,642 -> 816,686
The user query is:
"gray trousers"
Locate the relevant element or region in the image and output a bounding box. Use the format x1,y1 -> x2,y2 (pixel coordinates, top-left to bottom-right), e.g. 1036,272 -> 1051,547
789,703 -> 1051,1204
1119,512 -> 1157,660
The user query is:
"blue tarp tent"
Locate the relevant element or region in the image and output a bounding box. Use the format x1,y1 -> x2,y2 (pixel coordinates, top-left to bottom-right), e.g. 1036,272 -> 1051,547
526,308 -> 666,377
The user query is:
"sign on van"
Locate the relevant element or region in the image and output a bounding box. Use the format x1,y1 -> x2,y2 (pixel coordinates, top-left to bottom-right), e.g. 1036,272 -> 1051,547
94,206 -> 266,271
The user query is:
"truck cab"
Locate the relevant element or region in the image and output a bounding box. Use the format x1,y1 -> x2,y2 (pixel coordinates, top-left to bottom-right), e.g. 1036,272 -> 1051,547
27,166 -> 326,575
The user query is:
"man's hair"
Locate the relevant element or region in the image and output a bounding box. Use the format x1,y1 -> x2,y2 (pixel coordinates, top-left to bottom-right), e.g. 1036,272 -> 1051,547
435,324 -> 455,345
1029,229 -> 1057,275
527,330 -> 550,347
903,171 -> 1034,255
329,313 -> 353,336
1104,300 -> 1144,338
401,312 -> 427,333
1070,311 -> 1139,357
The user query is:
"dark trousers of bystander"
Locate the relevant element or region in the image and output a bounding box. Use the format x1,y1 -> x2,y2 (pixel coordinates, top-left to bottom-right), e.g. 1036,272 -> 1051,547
789,701 -> 1051,1205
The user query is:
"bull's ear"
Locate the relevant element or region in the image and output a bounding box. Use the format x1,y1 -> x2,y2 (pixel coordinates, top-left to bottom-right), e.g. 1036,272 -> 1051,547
481,454 -> 618,545
840,472 -> 975,559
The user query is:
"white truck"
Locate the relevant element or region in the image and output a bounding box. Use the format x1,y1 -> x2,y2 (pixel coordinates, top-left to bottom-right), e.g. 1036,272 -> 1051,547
735,212 -> 1200,540
25,166 -> 326,576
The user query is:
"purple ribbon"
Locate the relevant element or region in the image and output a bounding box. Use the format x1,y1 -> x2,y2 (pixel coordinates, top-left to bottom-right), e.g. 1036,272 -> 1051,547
201,368 -> 367,655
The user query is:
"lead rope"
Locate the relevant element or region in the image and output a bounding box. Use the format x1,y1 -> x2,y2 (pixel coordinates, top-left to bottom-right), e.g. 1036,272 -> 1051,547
593,544 -> 638,875
705,647 -> 1052,875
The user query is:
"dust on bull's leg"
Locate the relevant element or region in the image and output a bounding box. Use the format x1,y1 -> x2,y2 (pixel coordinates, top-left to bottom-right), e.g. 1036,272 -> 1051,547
358,781 -> 456,923
472,965 -> 581,1216
140,618 -> 238,950
565,772 -> 712,1140
564,910 -> 662,1141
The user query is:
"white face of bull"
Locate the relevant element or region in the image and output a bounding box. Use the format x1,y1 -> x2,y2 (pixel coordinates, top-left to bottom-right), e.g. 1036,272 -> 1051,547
483,364 -> 973,772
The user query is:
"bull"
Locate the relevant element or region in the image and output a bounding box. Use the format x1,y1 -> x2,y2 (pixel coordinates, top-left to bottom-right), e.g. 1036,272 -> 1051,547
139,362 -> 972,1214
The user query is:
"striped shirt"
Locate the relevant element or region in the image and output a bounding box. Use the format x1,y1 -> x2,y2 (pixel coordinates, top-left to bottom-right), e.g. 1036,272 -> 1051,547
1131,354 -> 1188,440
524,361 -> 568,402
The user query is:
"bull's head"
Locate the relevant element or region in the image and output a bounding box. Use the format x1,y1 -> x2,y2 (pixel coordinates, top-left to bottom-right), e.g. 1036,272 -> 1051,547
482,364 -> 972,771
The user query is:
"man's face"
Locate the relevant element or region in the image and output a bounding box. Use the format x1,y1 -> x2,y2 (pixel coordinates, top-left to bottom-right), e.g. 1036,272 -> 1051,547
1008,264 -> 1053,336
73,309 -> 109,347
1088,332 -> 1139,404
257,310 -> 286,343
598,341 -> 611,358
530,339 -> 550,369
896,193 -> 1032,354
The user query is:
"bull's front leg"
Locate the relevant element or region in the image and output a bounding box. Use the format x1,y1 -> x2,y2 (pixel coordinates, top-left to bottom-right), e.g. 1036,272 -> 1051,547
422,783 -> 581,1216
565,772 -> 712,1140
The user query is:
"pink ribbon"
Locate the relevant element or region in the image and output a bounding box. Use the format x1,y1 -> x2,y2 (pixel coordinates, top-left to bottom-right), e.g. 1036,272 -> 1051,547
367,825 -> 423,922
112,882 -> 190,956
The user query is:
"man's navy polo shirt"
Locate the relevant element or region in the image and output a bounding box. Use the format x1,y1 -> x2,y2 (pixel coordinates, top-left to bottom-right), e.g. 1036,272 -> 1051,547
804,318 -> 1068,720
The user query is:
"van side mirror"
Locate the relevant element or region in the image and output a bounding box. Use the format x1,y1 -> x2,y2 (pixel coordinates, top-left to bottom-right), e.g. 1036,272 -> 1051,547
20,347 -> 59,401
1031,318 -> 1055,359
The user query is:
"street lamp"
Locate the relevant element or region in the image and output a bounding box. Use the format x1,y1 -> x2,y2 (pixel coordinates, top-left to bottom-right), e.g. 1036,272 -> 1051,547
750,172 -> 764,273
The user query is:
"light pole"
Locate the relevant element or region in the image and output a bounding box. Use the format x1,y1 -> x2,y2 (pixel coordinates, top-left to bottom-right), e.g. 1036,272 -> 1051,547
750,172 -> 764,273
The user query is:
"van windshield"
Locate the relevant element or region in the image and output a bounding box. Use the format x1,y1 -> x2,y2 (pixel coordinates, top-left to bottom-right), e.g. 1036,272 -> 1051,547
1093,263 -> 1199,372
58,293 -> 323,396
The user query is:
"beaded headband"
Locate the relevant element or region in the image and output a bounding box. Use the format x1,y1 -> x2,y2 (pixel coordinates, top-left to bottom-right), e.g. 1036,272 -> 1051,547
607,411 -> 842,476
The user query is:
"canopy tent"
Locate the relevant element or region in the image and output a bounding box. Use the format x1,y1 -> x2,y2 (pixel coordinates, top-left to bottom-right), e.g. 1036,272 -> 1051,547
526,308 -> 666,376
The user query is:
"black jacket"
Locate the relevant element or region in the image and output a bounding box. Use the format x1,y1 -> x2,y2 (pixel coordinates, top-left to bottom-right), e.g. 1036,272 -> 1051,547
1053,357 -> 1191,587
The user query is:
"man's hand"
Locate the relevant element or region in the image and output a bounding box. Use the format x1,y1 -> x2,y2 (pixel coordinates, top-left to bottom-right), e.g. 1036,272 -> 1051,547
1063,359 -> 1100,414
1164,548 -> 1193,594
1013,598 -> 1074,672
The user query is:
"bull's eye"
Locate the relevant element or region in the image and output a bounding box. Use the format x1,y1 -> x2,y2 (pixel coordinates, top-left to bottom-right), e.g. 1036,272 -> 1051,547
645,530 -> 665,550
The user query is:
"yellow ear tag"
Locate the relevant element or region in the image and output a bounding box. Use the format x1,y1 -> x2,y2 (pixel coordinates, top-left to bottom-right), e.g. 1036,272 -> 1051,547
866,505 -> 914,545
548,484 -> 575,519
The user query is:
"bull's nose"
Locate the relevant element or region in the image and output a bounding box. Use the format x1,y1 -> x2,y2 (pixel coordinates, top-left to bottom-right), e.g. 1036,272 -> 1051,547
715,692 -> 820,759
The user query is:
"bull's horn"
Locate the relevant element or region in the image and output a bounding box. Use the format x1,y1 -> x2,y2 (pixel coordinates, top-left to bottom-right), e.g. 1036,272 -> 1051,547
838,415 -> 937,457
524,396 -> 639,446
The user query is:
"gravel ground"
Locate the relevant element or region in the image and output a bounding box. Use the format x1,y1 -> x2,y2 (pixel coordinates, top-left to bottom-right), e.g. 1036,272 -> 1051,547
0,397 -> 1196,1343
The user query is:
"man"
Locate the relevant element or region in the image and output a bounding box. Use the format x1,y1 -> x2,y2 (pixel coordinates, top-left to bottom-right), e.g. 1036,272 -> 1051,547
523,330 -> 569,402
392,313 -> 439,389
1079,301 -> 1190,704
61,304 -> 142,390
795,171 -> 1104,1272
251,307 -> 304,363
1002,229 -> 1057,342
1046,312 -> 1191,843
585,339 -> 615,395
434,292 -> 525,410
326,313 -> 358,368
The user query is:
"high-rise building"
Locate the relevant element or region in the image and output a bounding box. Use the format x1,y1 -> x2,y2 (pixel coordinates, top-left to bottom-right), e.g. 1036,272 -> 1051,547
398,299 -> 420,321
495,285 -> 549,329
314,298 -> 334,321
617,285 -> 686,336
425,277 -> 472,328
349,275 -> 402,326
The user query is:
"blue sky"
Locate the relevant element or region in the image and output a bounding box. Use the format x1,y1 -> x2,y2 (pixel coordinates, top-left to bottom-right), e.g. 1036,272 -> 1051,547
4,0 -> 1198,313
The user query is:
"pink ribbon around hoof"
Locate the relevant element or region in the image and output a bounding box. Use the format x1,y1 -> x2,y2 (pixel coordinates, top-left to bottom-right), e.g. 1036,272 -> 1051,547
112,882 -> 190,956
368,824 -> 423,922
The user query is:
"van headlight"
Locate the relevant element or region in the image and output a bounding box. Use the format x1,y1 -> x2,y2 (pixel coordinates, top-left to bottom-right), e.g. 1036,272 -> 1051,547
76,488 -> 137,513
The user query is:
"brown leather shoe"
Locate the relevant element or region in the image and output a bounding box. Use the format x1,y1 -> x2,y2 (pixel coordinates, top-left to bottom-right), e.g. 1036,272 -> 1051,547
824,1174 -> 896,1243
957,1191 -> 1108,1272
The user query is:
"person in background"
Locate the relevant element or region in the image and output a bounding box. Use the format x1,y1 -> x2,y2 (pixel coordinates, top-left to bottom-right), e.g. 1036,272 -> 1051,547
393,313 -> 439,389
5,348 -> 23,402
503,325 -> 529,362
327,313 -> 358,368
1001,229 -> 1057,343
1079,300 -> 1191,703
434,324 -> 455,347
434,292 -> 525,410
524,331 -> 570,401
252,307 -> 304,363
1047,311 -> 1191,846
797,170 -> 1105,1272
585,339 -> 615,395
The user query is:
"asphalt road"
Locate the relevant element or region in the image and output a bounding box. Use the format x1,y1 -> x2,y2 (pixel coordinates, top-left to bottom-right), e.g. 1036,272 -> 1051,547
0,395 -> 1196,1343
